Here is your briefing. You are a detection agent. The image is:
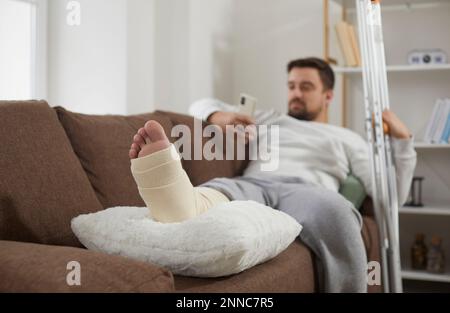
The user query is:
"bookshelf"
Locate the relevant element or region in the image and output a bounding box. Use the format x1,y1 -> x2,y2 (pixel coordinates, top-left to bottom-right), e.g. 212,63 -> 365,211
324,0 -> 450,291
400,206 -> 450,216
414,142 -> 450,149
402,269 -> 450,283
334,64 -> 450,74
330,0 -> 450,10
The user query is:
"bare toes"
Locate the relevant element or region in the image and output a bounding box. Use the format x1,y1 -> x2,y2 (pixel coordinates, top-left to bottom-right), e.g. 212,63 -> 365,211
131,142 -> 140,152
144,120 -> 168,142
129,148 -> 138,159
138,128 -> 151,144
133,132 -> 147,148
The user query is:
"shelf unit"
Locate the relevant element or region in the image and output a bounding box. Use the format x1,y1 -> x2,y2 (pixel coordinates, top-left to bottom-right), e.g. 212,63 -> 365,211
334,64 -> 450,74
402,269 -> 450,283
400,206 -> 450,216
414,142 -> 450,149
324,0 -> 450,128
325,0 -> 450,291
329,0 -> 450,10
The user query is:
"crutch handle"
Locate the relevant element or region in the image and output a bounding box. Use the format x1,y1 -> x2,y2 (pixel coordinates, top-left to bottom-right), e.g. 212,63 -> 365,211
372,113 -> 390,135
383,122 -> 390,135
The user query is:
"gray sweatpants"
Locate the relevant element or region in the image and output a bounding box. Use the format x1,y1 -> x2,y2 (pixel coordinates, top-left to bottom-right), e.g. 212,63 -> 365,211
201,173 -> 367,293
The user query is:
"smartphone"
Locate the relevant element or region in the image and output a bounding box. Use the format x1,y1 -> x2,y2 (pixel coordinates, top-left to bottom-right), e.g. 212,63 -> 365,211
239,93 -> 257,117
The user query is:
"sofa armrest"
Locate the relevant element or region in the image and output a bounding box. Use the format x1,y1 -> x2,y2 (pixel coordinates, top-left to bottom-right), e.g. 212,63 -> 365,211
0,240 -> 174,293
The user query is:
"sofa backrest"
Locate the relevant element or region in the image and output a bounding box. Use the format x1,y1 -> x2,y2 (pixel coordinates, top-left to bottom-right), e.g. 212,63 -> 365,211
0,101 -> 104,247
55,107 -> 174,209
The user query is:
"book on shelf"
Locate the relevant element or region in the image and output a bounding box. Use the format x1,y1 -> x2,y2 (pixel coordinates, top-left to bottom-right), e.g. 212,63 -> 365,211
441,108 -> 450,144
348,24 -> 361,67
335,21 -> 361,67
423,98 -> 450,144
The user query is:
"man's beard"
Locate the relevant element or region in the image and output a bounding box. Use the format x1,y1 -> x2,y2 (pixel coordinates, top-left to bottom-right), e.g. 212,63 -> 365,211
288,98 -> 318,121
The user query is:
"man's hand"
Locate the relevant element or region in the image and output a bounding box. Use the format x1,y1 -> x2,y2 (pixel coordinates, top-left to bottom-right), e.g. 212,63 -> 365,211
208,111 -> 255,128
207,111 -> 256,143
382,110 -> 412,139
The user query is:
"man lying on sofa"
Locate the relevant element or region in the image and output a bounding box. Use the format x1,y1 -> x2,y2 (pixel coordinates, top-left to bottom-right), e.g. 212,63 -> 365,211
127,57 -> 417,293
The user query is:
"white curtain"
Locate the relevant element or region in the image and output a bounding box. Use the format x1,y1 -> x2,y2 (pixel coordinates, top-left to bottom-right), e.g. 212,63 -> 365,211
0,0 -> 37,100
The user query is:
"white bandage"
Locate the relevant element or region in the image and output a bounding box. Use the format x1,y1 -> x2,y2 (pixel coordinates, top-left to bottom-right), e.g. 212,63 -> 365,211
131,144 -> 229,223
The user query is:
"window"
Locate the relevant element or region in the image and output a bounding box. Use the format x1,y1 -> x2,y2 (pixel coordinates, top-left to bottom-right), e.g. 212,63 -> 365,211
0,0 -> 46,100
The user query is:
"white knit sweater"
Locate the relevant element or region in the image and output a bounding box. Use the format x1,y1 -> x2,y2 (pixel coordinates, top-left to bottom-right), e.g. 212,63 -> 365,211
189,98 -> 417,206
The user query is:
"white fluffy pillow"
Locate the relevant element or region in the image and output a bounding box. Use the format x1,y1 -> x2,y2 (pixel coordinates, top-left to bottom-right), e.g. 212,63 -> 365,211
71,201 -> 302,277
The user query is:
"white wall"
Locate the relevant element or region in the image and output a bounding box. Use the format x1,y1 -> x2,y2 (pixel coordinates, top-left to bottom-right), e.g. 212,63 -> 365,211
48,0 -> 127,115
0,0 -> 33,100
188,0 -> 235,105
151,0 -> 325,117
46,0 -> 326,118
35,0 -> 48,101
151,0 -> 235,114
231,0 -> 324,114
127,0 -> 155,115
153,0 -> 190,114
0,0 -> 48,100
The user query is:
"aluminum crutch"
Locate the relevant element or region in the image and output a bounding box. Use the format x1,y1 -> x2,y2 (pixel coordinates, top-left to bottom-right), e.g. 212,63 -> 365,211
356,0 -> 402,293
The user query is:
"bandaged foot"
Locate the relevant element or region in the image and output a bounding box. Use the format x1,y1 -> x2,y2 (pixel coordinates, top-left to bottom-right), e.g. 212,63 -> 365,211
129,120 -> 229,223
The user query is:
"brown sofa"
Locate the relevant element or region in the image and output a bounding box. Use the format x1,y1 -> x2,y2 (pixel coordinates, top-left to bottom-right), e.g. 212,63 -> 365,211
0,100 -> 381,293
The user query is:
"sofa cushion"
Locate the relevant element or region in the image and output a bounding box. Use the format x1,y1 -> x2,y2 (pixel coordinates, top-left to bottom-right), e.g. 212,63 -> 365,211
339,174 -> 367,210
174,241 -> 316,292
55,107 -> 173,208
0,101 -> 103,247
0,240 -> 174,292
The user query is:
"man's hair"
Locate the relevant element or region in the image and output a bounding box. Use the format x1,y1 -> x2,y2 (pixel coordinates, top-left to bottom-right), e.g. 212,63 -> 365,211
287,57 -> 335,91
